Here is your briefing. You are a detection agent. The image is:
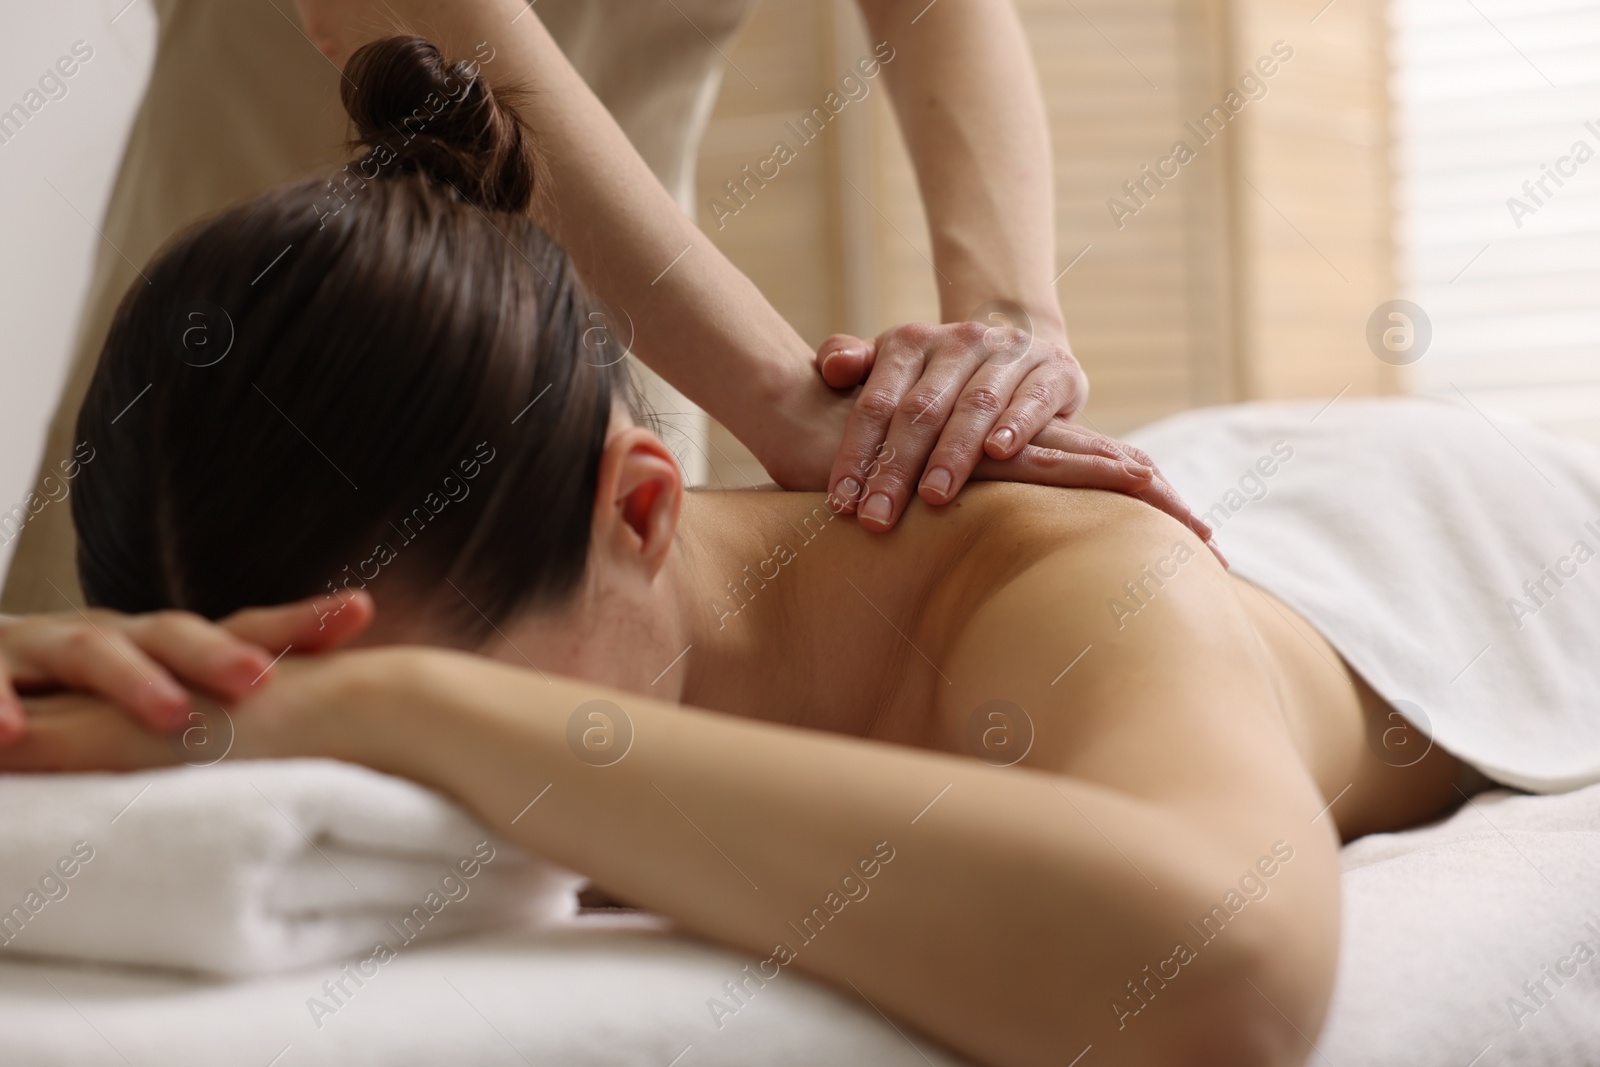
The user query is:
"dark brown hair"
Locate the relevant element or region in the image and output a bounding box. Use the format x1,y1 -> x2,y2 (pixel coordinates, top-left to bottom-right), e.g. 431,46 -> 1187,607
73,36 -> 636,638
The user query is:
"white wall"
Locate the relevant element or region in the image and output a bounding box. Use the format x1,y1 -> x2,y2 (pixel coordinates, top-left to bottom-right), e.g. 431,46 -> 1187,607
0,1 -> 155,580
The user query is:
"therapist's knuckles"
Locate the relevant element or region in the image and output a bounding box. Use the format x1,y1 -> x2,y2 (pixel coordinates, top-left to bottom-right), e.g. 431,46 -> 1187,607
948,379 -> 1006,425
852,382 -> 908,429
896,383 -> 962,431
934,317 -> 987,348
1007,375 -> 1067,422
879,320 -> 944,351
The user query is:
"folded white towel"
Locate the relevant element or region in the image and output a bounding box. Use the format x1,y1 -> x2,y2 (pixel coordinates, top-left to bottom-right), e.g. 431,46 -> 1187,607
0,759 -> 582,976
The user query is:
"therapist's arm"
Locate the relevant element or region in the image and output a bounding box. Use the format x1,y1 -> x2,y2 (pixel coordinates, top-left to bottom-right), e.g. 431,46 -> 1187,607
820,0 -> 1092,526
293,1 -> 1213,544
861,0 -> 1064,336
299,0 -> 836,487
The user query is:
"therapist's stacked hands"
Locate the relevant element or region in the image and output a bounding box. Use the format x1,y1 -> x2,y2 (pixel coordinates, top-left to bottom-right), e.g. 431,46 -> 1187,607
811,321 -> 1218,553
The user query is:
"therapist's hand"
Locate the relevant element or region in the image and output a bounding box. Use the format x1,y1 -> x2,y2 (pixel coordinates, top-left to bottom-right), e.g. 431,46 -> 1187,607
977,417 -> 1224,565
818,323 -> 1086,529
0,593 -> 375,745
815,322 -> 1219,555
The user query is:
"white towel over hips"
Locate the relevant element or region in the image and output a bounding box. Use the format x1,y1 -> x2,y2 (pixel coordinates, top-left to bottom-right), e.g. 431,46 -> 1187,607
1127,397 -> 1600,793
0,759 -> 582,975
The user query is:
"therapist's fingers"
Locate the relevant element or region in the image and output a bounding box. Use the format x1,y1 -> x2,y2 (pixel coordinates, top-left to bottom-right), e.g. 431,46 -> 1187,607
825,329 -> 934,516
863,342 -> 1044,526
982,359 -> 1086,461
222,591 -> 376,659
837,322 -> 1036,529
972,444 -> 1222,558
1056,432 -> 1218,548
1125,479 -> 1225,567
917,360 -> 1087,506
1130,474 -> 1211,541
817,334 -> 876,390
1027,420 -> 1152,470
1026,424 -> 1224,564
970,445 -> 1156,494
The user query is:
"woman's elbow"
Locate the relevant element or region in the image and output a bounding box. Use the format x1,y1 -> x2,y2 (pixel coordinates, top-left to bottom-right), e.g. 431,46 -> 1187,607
1151,910 -> 1336,1067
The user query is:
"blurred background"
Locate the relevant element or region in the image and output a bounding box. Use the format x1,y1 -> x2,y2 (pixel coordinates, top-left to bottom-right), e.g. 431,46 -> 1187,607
4,0 -> 1599,578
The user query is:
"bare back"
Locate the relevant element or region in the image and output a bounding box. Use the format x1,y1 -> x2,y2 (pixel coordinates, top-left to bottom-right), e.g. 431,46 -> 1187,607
695,482 -> 1462,842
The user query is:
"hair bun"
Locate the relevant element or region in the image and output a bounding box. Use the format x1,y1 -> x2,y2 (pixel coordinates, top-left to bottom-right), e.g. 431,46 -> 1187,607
341,35 -> 539,214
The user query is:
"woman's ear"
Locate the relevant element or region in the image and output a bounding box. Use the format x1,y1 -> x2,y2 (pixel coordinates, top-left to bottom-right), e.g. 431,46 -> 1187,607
592,425 -> 684,580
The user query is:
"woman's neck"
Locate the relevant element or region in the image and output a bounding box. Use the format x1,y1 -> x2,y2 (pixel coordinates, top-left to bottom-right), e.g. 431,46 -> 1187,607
529,485 -> 993,743
666,489 -> 886,730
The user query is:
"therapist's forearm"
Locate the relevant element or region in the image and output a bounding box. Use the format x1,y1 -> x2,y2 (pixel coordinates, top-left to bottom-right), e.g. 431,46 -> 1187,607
371,0 -> 833,479
859,0 -> 1065,338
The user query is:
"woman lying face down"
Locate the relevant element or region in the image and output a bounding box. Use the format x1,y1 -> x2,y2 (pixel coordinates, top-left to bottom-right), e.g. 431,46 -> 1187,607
0,36 -> 1470,1067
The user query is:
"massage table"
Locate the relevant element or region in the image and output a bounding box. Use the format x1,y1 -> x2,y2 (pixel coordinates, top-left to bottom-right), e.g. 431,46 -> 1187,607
3,780 -> 1598,1066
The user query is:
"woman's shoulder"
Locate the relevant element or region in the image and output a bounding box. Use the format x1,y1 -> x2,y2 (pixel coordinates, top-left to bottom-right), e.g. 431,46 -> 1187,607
922,482 -> 1256,769
925,483 -> 1231,671
911,482 -> 1191,560
891,483 -> 1212,655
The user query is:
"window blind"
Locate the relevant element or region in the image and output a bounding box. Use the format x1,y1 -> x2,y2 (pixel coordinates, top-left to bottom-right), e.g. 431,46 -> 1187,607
1391,0 -> 1600,442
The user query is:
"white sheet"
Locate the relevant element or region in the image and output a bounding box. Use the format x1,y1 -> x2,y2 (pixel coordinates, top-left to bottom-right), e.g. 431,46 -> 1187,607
0,760 -> 582,976
1127,397 -> 1600,793
1317,781 -> 1600,1065
3,784 -> 1598,1066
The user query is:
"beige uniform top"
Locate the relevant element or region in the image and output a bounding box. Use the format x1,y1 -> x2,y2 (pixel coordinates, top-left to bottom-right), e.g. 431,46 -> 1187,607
1,0 -> 750,613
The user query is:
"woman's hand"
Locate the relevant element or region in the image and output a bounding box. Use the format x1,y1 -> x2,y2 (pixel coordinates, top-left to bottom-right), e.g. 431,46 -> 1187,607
0,639 -> 413,775
817,323 -> 1220,558
0,642 -> 470,782
0,592 -> 375,745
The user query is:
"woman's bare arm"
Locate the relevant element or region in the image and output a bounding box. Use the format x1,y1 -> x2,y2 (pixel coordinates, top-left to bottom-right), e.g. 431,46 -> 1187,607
2,650 -> 1189,1066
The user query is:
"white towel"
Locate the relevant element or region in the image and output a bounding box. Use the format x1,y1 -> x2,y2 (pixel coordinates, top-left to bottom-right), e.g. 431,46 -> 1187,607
1126,397 -> 1600,793
0,759 -> 582,976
